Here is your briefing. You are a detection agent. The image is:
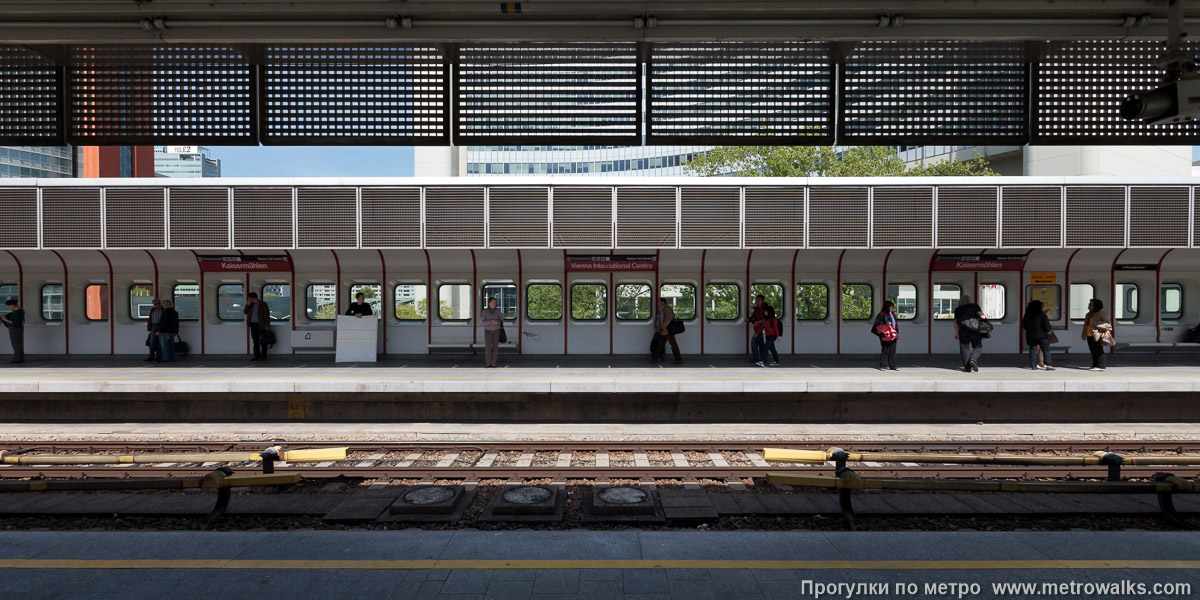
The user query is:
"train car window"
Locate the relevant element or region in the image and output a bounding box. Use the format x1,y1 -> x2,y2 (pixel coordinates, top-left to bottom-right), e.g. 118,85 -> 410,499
263,284 -> 291,321
306,284 -> 337,320
1115,283 -> 1138,320
1068,283 -> 1094,321
978,284 -> 1007,320
349,284 -> 381,319
885,284 -> 918,320
130,284 -> 154,320
85,284 -> 109,321
795,284 -> 828,320
705,283 -> 740,320
171,284 -> 200,321
482,284 -> 518,320
1161,283 -> 1183,319
438,284 -> 472,320
217,284 -> 245,321
840,284 -> 872,320
0,284 -> 16,317
526,283 -> 562,320
41,284 -> 63,321
1025,285 -> 1060,321
931,284 -> 961,319
615,283 -> 651,320
394,283 -> 428,320
752,283 -> 784,318
660,284 -> 696,320
571,283 -> 607,321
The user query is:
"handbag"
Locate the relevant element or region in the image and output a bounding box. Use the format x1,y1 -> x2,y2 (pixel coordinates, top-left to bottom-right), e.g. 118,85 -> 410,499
874,323 -> 898,342
173,335 -> 189,356
667,319 -> 685,335
261,328 -> 276,347
1047,330 -> 1059,344
1100,331 -> 1116,347
499,323 -> 508,344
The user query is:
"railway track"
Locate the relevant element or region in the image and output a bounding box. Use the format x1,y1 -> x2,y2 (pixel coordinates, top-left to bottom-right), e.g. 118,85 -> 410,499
2,440 -> 1198,481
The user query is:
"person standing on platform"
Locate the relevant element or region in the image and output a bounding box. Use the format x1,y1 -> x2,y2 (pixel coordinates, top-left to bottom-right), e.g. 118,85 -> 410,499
244,292 -> 271,361
648,297 -> 682,365
157,299 -> 180,363
1082,298 -> 1111,372
749,294 -> 766,363
757,305 -> 782,367
145,298 -> 163,362
1,299 -> 24,364
481,296 -> 503,368
1023,299 -> 1055,371
872,300 -> 900,371
346,292 -> 374,317
953,294 -> 986,372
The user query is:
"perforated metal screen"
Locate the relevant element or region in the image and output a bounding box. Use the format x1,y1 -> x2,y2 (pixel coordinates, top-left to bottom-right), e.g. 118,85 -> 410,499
488,188 -> 549,248
297,187 -> 356,248
871,187 -> 933,247
647,43 -> 834,144
69,46 -> 253,144
840,42 -> 1028,145
0,47 -> 61,144
425,188 -> 485,248
616,188 -> 677,248
1001,187 -> 1062,247
105,188 -> 164,248
744,188 -> 804,248
233,187 -> 293,248
936,187 -> 997,247
552,188 -> 612,248
1065,186 -> 1124,247
1129,186 -> 1188,247
264,46 -> 449,144
454,44 -> 640,144
42,188 -> 100,248
361,188 -> 420,248
1032,41 -> 1200,144
168,187 -> 229,248
680,188 -> 739,248
0,188 -> 38,248
808,187 -> 868,248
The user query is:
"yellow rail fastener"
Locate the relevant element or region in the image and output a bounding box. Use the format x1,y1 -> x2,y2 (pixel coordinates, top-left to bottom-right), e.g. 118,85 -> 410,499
281,447 -> 347,462
762,449 -> 829,463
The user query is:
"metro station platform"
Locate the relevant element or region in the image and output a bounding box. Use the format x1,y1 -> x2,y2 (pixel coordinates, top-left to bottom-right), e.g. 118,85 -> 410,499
1,530 -> 1197,600
0,354 -> 1197,424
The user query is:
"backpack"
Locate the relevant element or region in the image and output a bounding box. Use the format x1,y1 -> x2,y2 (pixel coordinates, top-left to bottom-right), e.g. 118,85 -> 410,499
771,316 -> 783,339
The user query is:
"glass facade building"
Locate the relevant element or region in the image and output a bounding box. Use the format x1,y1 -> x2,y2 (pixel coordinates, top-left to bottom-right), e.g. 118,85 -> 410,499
154,146 -> 221,178
0,146 -> 74,178
464,145 -> 712,177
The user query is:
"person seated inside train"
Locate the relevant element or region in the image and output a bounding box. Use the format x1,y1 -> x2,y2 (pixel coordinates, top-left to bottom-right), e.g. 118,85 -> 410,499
346,293 -> 374,317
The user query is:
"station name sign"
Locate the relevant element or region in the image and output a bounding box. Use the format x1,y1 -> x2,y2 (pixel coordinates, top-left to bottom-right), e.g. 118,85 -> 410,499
1116,264 -> 1159,271
566,254 -> 657,272
195,255 -> 292,272
933,254 -> 1028,271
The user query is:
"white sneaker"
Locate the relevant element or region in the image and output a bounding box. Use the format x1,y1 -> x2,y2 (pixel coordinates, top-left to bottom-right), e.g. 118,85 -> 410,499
770,361 -> 781,366
755,361 -> 765,367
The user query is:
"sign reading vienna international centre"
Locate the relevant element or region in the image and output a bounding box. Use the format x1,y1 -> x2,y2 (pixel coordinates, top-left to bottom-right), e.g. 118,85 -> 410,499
933,254 -> 1028,271
195,255 -> 292,272
566,255 -> 657,272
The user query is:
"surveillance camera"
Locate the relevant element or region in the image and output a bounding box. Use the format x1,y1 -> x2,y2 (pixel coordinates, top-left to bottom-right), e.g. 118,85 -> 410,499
1120,77 -> 1200,125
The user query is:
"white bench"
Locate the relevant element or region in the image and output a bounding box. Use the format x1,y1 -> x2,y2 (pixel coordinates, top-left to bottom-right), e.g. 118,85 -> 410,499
1114,342 -> 1200,353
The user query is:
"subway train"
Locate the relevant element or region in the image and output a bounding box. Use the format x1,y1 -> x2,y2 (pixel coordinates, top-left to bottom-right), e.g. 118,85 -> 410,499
0,176 -> 1196,357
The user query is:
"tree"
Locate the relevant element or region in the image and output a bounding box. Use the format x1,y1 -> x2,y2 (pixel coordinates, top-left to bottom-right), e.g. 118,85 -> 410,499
395,298 -> 427,320
796,284 -> 829,320
527,284 -> 563,320
685,146 -> 998,177
571,284 -> 607,320
841,285 -> 874,320
705,284 -> 740,320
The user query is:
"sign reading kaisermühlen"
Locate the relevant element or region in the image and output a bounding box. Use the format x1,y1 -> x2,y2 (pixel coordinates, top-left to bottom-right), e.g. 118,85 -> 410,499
195,255 -> 292,272
932,254 -> 1028,271
565,254 -> 657,272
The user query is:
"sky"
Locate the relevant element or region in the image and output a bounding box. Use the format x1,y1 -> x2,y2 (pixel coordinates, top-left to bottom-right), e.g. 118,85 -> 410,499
207,146 -> 414,177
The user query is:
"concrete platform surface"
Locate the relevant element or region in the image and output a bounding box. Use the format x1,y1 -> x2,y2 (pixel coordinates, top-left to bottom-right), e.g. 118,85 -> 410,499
0,531 -> 1197,600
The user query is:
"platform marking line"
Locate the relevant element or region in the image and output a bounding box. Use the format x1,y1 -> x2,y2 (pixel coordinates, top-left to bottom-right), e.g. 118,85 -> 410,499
0,559 -> 1198,571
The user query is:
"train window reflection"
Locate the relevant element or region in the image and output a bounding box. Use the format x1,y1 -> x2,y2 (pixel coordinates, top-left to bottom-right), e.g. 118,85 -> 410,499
263,284 -> 291,321
616,283 -> 651,320
526,284 -> 562,321
705,283 -> 739,320
0,284 -> 16,317
1115,283 -> 1138,320
395,284 -> 428,321
306,284 -> 337,320
571,283 -> 607,321
752,283 -> 784,319
1025,285 -> 1059,321
349,284 -> 381,319
85,284 -> 109,321
1069,283 -> 1094,321
841,284 -> 872,320
1161,283 -> 1183,319
41,284 -> 63,321
172,284 -> 200,320
886,284 -> 917,320
978,284 -> 1006,320
482,284 -> 518,320
932,284 -> 961,319
795,284 -> 828,320
217,284 -> 244,321
438,284 -> 472,320
130,284 -> 154,320
661,284 -> 696,320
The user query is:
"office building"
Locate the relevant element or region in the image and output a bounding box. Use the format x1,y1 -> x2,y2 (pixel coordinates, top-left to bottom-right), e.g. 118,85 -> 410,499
0,146 -> 74,178
154,146 -> 222,178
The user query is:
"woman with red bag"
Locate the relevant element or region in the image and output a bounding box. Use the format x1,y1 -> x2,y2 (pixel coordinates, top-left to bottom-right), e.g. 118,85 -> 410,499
872,300 -> 900,371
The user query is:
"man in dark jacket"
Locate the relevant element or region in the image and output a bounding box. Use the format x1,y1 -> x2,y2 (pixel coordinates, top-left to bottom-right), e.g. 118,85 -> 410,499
157,299 -> 180,363
244,292 -> 272,361
953,294 -> 986,372
145,298 -> 163,362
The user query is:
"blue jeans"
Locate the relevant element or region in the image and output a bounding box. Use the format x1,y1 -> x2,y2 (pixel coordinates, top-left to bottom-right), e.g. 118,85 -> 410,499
1028,338 -> 1052,369
763,335 -> 779,363
159,332 -> 176,362
751,333 -> 765,362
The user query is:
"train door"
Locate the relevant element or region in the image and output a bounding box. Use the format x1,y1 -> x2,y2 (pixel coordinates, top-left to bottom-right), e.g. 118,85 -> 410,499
1111,250 -> 1171,345
565,274 -> 608,355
